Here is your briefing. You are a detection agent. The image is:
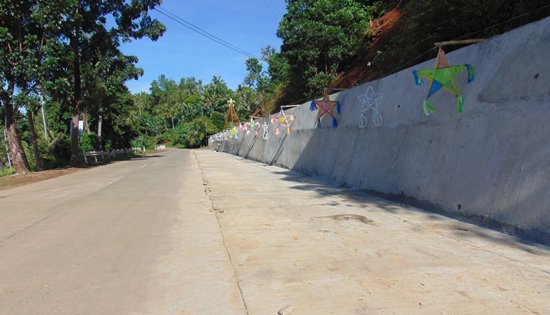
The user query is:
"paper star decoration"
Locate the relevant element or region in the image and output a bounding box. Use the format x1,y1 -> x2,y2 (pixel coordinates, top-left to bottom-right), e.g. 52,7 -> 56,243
271,109 -> 295,135
412,47 -> 475,115
230,126 -> 239,139
210,133 -> 222,145
238,123 -> 247,133
246,119 -> 261,136
262,122 -> 269,140
357,86 -> 383,128
310,90 -> 341,128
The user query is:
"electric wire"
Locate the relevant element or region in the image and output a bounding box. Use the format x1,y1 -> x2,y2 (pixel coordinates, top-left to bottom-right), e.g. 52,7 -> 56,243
155,3 -> 549,108
154,7 -> 259,59
262,0 -> 285,16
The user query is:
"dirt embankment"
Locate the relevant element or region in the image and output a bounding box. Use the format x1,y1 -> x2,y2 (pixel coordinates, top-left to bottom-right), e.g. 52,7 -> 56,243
335,4 -> 404,88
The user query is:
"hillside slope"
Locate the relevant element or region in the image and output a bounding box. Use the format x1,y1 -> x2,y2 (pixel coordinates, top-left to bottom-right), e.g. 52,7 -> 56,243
335,0 -> 550,89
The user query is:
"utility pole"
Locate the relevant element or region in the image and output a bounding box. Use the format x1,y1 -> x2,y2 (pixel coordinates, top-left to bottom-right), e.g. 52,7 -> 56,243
40,94 -> 49,141
98,107 -> 103,150
3,122 -> 12,168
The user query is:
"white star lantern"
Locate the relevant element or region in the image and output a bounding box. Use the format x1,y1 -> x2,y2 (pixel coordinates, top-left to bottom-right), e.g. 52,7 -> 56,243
357,86 -> 383,128
262,121 -> 269,140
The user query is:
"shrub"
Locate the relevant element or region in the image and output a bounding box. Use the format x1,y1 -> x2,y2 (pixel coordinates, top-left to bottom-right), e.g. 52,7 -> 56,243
130,134 -> 156,150
49,134 -> 71,167
0,167 -> 15,177
79,132 -> 99,152
210,111 -> 225,131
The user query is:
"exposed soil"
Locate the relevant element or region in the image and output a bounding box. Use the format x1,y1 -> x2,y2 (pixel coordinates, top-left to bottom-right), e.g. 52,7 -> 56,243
0,168 -> 82,191
335,4 -> 404,88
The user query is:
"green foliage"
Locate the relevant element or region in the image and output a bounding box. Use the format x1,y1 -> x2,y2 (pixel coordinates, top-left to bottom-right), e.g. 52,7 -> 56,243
234,85 -> 259,120
243,58 -> 266,89
79,132 -> 99,152
127,74 -> 234,150
4,0 -> 544,174
186,116 -> 218,148
0,0 -> 166,170
0,167 -> 15,177
41,134 -> 71,168
210,111 -> 225,131
203,76 -> 233,113
276,0 -> 387,99
130,134 -> 156,150
0,123 -> 10,167
366,0 -> 550,80
169,124 -> 191,147
155,116 -> 219,148
21,140 -> 37,171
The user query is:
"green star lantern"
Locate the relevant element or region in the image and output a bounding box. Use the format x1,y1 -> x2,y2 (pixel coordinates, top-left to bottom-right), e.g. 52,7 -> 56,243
412,47 -> 475,115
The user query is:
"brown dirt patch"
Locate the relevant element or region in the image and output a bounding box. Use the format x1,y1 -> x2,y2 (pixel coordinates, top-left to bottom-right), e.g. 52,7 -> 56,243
0,168 -> 82,191
335,4 -> 404,88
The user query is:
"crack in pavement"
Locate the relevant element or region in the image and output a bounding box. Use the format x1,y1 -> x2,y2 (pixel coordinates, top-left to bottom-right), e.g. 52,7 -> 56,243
193,151 -> 250,315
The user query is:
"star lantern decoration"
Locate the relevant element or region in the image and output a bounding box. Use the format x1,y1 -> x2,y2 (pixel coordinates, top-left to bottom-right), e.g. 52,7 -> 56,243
412,47 -> 475,115
238,122 -> 247,133
247,119 -> 261,136
262,121 -> 269,140
271,109 -> 295,136
357,86 -> 383,128
310,90 -> 341,128
230,126 -> 239,139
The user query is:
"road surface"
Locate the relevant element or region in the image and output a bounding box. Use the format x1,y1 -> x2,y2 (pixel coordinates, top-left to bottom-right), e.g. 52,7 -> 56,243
1,149 -> 549,314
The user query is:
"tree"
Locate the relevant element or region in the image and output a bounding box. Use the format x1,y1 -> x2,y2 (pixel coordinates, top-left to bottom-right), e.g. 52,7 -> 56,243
150,75 -> 181,130
0,0 -> 44,173
243,58 -> 265,89
277,0 -> 385,99
17,93 -> 45,170
203,76 -> 232,114
49,0 -> 165,164
186,116 -> 218,148
234,85 -> 259,120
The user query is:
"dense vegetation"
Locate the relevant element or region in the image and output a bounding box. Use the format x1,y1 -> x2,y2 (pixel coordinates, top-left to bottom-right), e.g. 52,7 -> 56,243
1,0 -> 165,173
128,74 -> 259,149
2,0 -> 548,175
341,0 -> 550,85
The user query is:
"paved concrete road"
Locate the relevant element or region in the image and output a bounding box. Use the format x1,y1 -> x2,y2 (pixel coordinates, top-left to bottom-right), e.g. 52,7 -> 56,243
195,150 -> 550,315
1,149 -> 550,314
0,150 -> 246,314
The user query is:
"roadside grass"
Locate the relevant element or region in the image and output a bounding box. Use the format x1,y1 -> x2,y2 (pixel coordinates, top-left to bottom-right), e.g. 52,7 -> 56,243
0,168 -> 15,177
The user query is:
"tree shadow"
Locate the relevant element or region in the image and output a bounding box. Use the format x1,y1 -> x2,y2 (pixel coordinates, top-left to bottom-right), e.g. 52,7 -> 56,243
268,168 -> 550,255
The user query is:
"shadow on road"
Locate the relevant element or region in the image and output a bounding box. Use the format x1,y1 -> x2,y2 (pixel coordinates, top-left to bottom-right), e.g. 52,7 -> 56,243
269,168 -> 550,256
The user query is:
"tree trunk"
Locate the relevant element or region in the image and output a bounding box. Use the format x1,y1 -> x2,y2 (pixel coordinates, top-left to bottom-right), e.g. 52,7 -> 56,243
3,97 -> 30,174
70,110 -> 80,165
27,109 -> 44,170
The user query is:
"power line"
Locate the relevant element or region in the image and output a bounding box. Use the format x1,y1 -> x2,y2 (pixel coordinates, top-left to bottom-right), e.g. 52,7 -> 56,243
262,0 -> 285,16
154,7 -> 259,59
154,7 -> 257,58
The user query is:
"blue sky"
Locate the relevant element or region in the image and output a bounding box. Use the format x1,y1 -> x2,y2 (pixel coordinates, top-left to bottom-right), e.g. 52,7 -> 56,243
120,0 -> 286,94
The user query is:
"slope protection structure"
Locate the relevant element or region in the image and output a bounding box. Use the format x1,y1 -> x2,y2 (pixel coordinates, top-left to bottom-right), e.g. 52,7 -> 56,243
209,17 -> 550,245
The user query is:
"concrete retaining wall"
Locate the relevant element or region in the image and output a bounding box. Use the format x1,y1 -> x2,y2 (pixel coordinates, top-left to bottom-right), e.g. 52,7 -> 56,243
209,17 -> 550,245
